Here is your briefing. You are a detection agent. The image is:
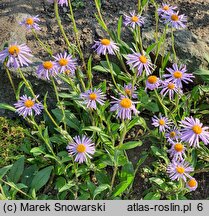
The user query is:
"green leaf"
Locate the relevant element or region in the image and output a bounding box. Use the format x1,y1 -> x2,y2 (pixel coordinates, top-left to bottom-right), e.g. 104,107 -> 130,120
59,181 -> 75,193
8,156 -> 24,183
144,192 -> 161,200
194,68 -> 209,76
151,146 -> 169,164
30,166 -> 53,192
82,126 -> 101,133
112,176 -> 133,197
141,0 -> 149,8
93,184 -> 110,199
117,16 -> 123,40
146,43 -> 156,54
0,103 -> 16,112
30,146 -> 46,156
118,140 -> 142,150
92,65 -> 108,73
52,109 -> 80,131
161,52 -> 170,70
144,101 -> 159,112
149,177 -> 164,186
0,165 -> 13,180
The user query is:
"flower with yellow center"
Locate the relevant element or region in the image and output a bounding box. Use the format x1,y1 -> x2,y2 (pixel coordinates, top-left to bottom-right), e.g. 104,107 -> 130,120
176,166 -> 185,174
163,5 -> 169,11
174,143 -> 184,152
159,119 -> 165,126
173,71 -> 183,79
125,88 -> 132,96
26,18 -> 34,25
120,98 -> 132,109
131,16 -> 139,22
148,75 -> 157,84
167,83 -> 175,90
59,58 -> 68,66
24,100 -> 35,108
66,135 -> 95,164
76,144 -> 86,153
170,131 -> 176,138
192,125 -> 202,134
139,55 -> 147,64
171,14 -> 179,21
167,161 -> 194,181
110,96 -> 138,120
64,70 -> 71,75
43,61 -> 53,70
188,179 -> 197,188
8,45 -> 20,56
14,95 -> 43,118
101,39 -> 111,46
89,93 -> 97,100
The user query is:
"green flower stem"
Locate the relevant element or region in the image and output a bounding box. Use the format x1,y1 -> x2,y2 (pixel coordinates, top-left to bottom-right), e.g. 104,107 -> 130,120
160,25 -> 168,66
17,68 -> 60,129
54,2 -> 73,53
116,52 -> 129,75
151,0 -> 159,43
51,77 -> 67,130
109,165 -> 118,195
171,28 -> 177,62
154,89 -> 169,117
105,54 -> 123,94
0,179 -> 33,199
31,116 -> 58,160
171,93 -> 180,115
76,70 -> 86,91
58,74 -> 80,93
67,0 -> 86,70
119,120 -> 127,147
31,29 -> 53,56
94,0 -> 108,33
136,26 -> 143,53
154,25 -> 168,65
138,0 -> 141,13
72,161 -> 79,199
4,64 -> 16,95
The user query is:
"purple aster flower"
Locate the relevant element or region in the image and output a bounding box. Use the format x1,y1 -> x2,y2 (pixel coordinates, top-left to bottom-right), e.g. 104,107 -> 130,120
92,38 -> 119,55
152,114 -> 171,132
157,3 -> 177,16
124,11 -> 145,29
110,95 -> 139,120
20,15 -> 41,31
0,42 -> 33,69
145,75 -> 160,91
80,88 -> 106,110
14,95 -> 43,118
186,178 -> 198,191
162,11 -> 187,29
167,140 -> 186,162
36,60 -> 57,80
160,81 -> 182,100
163,63 -> 194,88
165,126 -> 181,142
47,0 -> 68,6
66,135 -> 95,164
180,117 -> 209,147
123,83 -> 137,98
167,160 -> 194,182
126,52 -> 154,76
53,52 -> 77,75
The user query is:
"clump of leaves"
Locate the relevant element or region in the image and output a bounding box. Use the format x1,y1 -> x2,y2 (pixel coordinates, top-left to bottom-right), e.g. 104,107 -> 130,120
0,117 -> 26,167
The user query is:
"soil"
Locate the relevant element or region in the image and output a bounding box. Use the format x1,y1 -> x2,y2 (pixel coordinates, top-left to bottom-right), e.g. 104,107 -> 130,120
0,0 -> 209,199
